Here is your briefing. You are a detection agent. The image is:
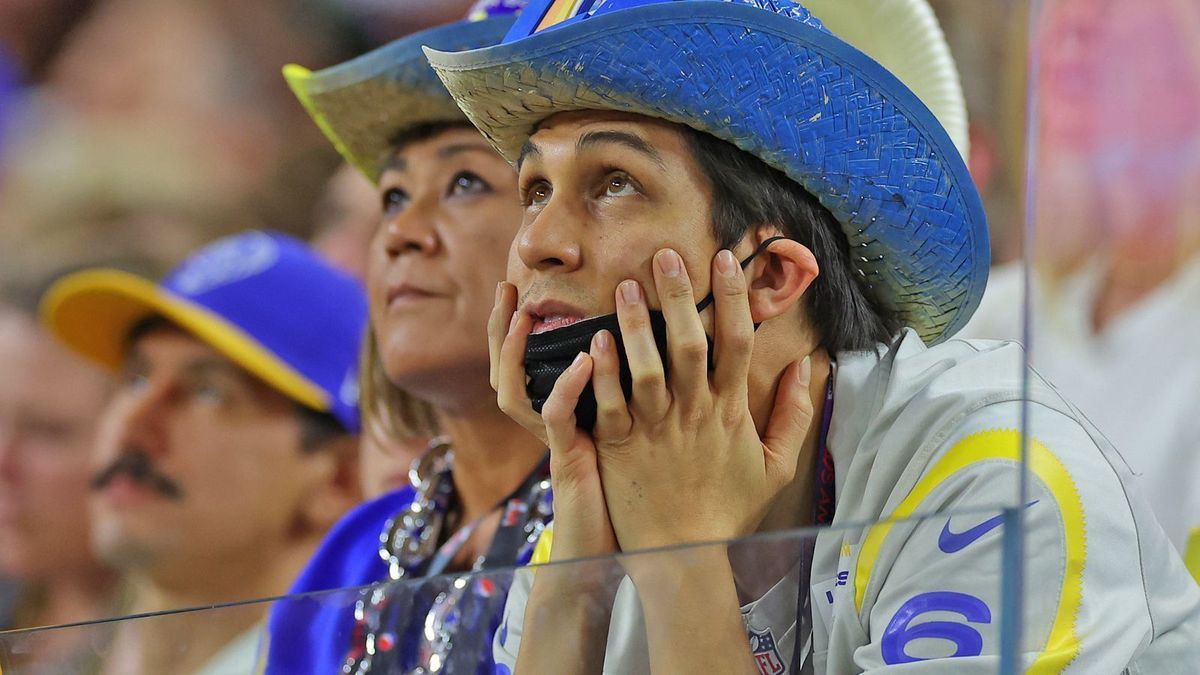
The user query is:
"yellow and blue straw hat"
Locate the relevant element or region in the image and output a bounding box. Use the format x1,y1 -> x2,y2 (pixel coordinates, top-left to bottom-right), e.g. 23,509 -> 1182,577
426,0 -> 988,344
284,0 -> 528,183
40,231 -> 368,431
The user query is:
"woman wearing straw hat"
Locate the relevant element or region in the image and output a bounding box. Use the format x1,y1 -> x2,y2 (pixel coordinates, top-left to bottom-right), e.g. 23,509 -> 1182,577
264,3 -> 552,674
425,0 -> 1200,671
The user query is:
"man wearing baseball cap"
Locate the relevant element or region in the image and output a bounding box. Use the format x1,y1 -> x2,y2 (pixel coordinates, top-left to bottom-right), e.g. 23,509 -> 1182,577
425,0 -> 1200,671
40,230 -> 367,674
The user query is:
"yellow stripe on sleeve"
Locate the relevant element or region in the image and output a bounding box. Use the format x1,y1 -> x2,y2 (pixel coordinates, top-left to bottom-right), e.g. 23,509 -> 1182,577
530,525 -> 555,566
1186,527 -> 1200,583
853,430 -> 1086,674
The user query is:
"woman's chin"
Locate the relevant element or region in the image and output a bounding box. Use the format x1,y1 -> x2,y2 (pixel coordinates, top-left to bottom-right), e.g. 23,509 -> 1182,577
383,352 -> 490,396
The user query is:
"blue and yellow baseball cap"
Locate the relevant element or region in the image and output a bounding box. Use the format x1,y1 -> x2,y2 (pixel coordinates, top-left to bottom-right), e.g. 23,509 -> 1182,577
40,231 -> 367,431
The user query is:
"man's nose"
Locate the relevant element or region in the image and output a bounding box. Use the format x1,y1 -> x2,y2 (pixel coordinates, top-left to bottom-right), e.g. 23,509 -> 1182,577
516,199 -> 582,272
380,196 -> 442,259
107,382 -> 170,460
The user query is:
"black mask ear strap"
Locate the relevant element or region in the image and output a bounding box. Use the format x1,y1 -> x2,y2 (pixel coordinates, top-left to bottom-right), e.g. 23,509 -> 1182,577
694,235 -> 790,314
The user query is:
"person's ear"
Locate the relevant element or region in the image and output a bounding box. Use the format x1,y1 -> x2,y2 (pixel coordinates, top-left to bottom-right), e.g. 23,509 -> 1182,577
744,230 -> 819,324
298,434 -> 362,535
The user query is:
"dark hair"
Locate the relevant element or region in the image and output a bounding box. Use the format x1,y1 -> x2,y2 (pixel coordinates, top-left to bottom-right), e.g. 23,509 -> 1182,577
123,315 -> 351,452
293,404 -> 350,452
682,128 -> 899,353
387,120 -> 474,153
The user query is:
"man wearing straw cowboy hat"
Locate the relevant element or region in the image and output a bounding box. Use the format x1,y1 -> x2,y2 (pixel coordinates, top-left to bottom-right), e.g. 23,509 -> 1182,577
425,0 -> 1200,671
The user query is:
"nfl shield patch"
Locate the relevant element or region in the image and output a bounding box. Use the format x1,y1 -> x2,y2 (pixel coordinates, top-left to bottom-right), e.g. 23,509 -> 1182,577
748,627 -> 786,675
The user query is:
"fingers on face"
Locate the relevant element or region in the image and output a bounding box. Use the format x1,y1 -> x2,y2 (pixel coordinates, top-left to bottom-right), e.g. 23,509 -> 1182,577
542,352 -> 593,451
489,282 -> 518,391
589,329 -> 631,437
615,278 -> 670,418
652,249 -> 710,401
496,307 -> 539,428
761,357 -> 815,488
711,249 -> 755,396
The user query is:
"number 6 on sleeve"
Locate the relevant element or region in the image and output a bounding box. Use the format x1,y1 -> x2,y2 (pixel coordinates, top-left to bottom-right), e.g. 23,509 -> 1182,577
880,591 -> 993,665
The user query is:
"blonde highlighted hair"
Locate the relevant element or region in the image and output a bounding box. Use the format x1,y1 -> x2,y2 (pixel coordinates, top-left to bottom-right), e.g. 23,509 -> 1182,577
358,321 -> 440,447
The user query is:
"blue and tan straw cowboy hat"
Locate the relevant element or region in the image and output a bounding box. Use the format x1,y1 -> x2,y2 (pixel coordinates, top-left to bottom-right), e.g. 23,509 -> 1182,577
282,0 -> 528,183
424,0 -> 988,344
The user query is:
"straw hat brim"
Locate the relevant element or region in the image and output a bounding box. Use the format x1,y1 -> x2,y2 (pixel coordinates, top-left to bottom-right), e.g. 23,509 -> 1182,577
285,16 -> 515,183
426,1 -> 989,343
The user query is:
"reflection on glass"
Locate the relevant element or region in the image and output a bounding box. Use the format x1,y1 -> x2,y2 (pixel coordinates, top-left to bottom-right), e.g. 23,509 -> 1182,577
960,0 -> 1200,561
0,517 -> 1007,674
3,508 -> 1196,673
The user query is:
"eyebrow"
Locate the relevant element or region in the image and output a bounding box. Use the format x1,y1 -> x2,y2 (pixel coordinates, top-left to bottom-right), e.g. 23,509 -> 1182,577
437,143 -> 496,159
119,351 -> 252,391
181,358 -> 251,383
577,130 -> 665,169
380,143 -> 498,177
517,140 -> 542,171
120,351 -> 149,377
381,154 -> 406,175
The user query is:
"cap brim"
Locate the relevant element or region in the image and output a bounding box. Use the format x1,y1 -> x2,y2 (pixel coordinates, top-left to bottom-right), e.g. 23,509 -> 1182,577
40,269 -> 329,413
285,16 -> 515,183
426,2 -> 989,343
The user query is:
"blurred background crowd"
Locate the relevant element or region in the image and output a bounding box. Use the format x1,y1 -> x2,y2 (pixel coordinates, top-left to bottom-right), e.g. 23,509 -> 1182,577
0,0 -> 1197,671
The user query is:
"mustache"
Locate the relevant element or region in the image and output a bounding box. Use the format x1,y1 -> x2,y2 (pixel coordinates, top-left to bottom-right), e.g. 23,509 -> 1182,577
91,449 -> 184,501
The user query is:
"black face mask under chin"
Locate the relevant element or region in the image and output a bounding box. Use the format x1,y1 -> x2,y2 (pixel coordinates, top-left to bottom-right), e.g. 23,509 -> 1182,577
523,237 -> 786,431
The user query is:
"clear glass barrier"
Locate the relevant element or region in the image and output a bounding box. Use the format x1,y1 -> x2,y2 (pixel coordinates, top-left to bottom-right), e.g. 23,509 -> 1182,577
1,510 -> 1019,674
927,2 -> 1035,665
10,3 -> 1200,675
1020,0 -> 1200,570
955,0 -> 1200,669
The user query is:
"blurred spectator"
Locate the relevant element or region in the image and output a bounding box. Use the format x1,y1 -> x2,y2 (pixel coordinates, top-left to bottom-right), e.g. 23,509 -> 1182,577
0,0 -> 96,83
0,46 -> 18,162
312,162 -> 379,282
960,0 -> 1200,563
0,280 -> 117,673
0,0 -> 96,149
40,232 -> 366,673
2,0 -> 360,253
0,155 -> 242,313
928,0 -> 1030,264
336,0 -> 477,44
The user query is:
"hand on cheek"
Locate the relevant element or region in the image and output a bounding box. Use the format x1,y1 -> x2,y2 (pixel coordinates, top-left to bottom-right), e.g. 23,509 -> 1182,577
490,281 -> 547,445
490,280 -> 618,561
589,248 -> 814,552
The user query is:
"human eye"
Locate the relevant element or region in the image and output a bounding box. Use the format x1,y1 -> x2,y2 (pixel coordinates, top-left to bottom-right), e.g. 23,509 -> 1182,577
521,179 -> 552,208
603,171 -> 638,198
447,170 -> 492,197
381,187 -> 409,215
119,367 -> 150,394
186,377 -> 232,406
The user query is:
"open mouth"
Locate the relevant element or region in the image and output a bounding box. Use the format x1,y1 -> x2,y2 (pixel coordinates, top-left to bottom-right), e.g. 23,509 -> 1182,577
530,315 -> 585,334
526,301 -> 587,335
